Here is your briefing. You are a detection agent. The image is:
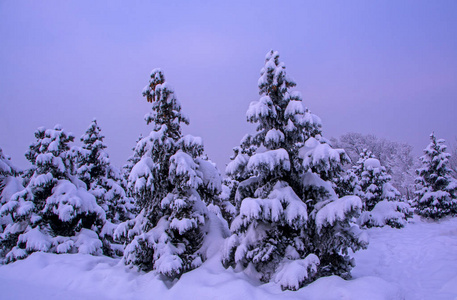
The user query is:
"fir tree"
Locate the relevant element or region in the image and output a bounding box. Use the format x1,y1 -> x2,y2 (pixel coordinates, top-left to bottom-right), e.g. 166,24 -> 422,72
77,119 -> 135,224
115,69 -> 220,279
414,133 -> 457,219
0,148 -> 23,258
76,120 -> 135,256
0,125 -> 105,263
121,134 -> 144,192
222,51 -> 367,290
0,147 -> 21,203
352,150 -> 411,228
358,151 -> 399,210
77,119 -> 109,187
222,136 -> 258,225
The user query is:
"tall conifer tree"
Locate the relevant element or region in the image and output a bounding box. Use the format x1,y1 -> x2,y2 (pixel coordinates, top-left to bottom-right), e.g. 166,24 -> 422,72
116,69 -> 220,279
222,51 -> 367,290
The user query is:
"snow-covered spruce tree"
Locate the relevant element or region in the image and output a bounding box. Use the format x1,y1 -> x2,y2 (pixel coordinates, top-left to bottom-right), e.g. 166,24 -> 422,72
115,69 -> 220,279
414,133 -> 457,219
349,150 -> 411,228
0,147 -> 22,204
0,148 -> 23,258
0,125 -> 105,263
121,134 -> 144,191
222,50 -> 367,290
76,119 -> 135,256
77,119 -> 135,222
221,136 -> 258,226
331,133 -> 416,198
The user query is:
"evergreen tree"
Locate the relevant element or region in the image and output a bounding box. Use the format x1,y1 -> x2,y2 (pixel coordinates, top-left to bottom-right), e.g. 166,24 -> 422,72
414,133 -> 457,219
77,119 -> 135,224
76,120 -> 135,256
0,148 -> 23,258
221,136 -> 258,226
335,149 -> 411,228
353,150 -> 411,228
222,51 -> 367,290
115,69 -> 220,279
331,133 -> 416,198
77,119 -> 109,187
0,125 -> 105,263
0,147 -> 21,203
358,152 -> 399,211
121,134 -> 144,192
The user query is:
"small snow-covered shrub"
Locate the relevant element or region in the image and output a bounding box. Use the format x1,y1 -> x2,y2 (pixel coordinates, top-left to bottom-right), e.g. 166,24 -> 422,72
335,149 -> 412,228
413,133 -> 457,219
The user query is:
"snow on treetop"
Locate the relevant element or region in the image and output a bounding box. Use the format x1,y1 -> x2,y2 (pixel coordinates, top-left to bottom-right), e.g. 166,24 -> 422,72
247,149 -> 290,173
149,68 -> 164,80
265,49 -> 280,61
364,158 -> 381,169
258,50 -> 296,94
143,68 -> 165,94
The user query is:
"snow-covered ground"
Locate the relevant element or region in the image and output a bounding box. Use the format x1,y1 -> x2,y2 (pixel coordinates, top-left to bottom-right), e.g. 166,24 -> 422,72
1,215 -> 456,300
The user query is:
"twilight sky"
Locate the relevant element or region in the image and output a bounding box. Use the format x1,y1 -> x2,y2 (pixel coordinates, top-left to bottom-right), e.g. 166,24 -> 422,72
1,0 -> 456,170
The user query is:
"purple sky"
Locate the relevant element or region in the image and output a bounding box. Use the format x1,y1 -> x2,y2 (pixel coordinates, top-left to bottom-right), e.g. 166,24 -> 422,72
1,0 -> 457,170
